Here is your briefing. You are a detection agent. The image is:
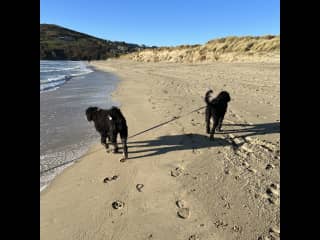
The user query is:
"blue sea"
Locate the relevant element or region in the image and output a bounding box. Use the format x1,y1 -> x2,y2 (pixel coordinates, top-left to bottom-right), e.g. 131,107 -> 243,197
40,60 -> 119,191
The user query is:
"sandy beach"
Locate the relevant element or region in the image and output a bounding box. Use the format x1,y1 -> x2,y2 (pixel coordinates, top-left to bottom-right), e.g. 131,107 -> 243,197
40,59 -> 279,240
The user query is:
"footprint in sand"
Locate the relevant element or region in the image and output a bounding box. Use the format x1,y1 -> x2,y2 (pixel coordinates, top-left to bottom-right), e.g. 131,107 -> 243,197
223,202 -> 231,209
136,184 -> 144,192
264,183 -> 280,205
265,164 -> 275,170
189,234 -> 200,240
247,167 -> 257,173
231,225 -> 242,233
177,208 -> 190,219
269,227 -> 280,239
112,200 -> 125,209
176,199 -> 190,219
214,220 -> 228,229
241,161 -> 257,174
176,200 -> 186,208
268,198 -> 280,205
259,227 -> 280,240
103,175 -> 118,183
266,184 -> 280,197
171,167 -> 184,177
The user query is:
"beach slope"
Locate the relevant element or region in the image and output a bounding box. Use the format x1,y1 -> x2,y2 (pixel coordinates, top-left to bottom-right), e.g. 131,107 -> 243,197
41,59 -> 280,240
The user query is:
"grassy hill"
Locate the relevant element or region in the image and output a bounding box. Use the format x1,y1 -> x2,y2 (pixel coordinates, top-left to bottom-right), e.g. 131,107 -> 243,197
40,24 -> 150,60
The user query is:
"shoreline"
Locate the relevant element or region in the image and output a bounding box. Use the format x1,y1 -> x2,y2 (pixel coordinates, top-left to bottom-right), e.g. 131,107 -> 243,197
41,59 -> 279,240
40,63 -> 124,194
40,66 -> 120,192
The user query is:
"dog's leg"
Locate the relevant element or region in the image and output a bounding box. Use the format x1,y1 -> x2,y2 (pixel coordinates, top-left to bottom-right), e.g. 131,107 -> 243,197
216,117 -> 223,132
121,138 -> 128,160
105,135 -> 112,153
110,133 -> 119,153
106,136 -> 110,149
210,118 -> 218,140
113,142 -> 119,153
205,108 -> 211,134
101,134 -> 108,149
217,113 -> 226,132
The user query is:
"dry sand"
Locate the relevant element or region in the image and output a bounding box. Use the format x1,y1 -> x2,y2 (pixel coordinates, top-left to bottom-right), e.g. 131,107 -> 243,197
40,59 -> 280,240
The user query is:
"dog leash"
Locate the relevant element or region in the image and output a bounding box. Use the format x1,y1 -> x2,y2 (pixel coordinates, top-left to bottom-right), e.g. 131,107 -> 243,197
40,106 -> 206,175
128,106 -> 206,139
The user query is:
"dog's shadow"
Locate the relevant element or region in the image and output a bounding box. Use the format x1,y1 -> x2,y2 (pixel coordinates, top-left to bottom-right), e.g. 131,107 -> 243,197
218,122 -> 280,138
125,122 -> 279,160
127,133 -> 230,160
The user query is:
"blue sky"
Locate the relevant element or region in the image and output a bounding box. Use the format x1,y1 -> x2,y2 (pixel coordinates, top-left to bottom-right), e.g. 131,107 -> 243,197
40,0 -> 279,47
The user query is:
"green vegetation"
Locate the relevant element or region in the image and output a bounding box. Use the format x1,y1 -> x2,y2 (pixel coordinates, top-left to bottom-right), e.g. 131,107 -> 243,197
40,24 -> 150,60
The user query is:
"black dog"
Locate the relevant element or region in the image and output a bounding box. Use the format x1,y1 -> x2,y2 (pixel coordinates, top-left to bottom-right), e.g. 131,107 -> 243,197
85,106 -> 128,160
204,89 -> 231,140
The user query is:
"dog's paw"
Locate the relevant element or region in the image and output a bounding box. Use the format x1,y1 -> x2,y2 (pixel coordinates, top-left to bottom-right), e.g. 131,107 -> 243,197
112,149 -> 119,154
209,135 -> 214,141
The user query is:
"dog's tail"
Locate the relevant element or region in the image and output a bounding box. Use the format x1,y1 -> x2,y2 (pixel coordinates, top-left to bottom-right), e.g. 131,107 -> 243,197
205,90 -> 214,104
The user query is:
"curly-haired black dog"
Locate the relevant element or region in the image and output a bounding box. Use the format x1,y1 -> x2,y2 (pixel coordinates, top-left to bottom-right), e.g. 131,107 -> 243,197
205,89 -> 231,140
86,106 -> 128,160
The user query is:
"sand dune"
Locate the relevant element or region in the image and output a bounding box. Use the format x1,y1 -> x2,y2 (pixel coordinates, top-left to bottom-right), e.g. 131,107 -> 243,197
40,59 -> 279,240
122,36 -> 280,63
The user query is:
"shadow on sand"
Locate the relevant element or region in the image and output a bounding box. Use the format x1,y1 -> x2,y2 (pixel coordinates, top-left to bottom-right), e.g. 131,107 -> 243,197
126,122 -> 279,160
218,122 -> 280,138
41,121 -> 279,172
127,133 -> 230,160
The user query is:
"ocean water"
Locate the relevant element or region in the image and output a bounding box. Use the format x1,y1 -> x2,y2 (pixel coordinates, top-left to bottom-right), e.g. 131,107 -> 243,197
40,60 -> 94,92
40,60 -> 119,191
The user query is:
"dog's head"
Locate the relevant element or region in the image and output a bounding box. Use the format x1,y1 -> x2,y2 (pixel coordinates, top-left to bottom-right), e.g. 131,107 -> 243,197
217,91 -> 231,102
85,107 -> 99,121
